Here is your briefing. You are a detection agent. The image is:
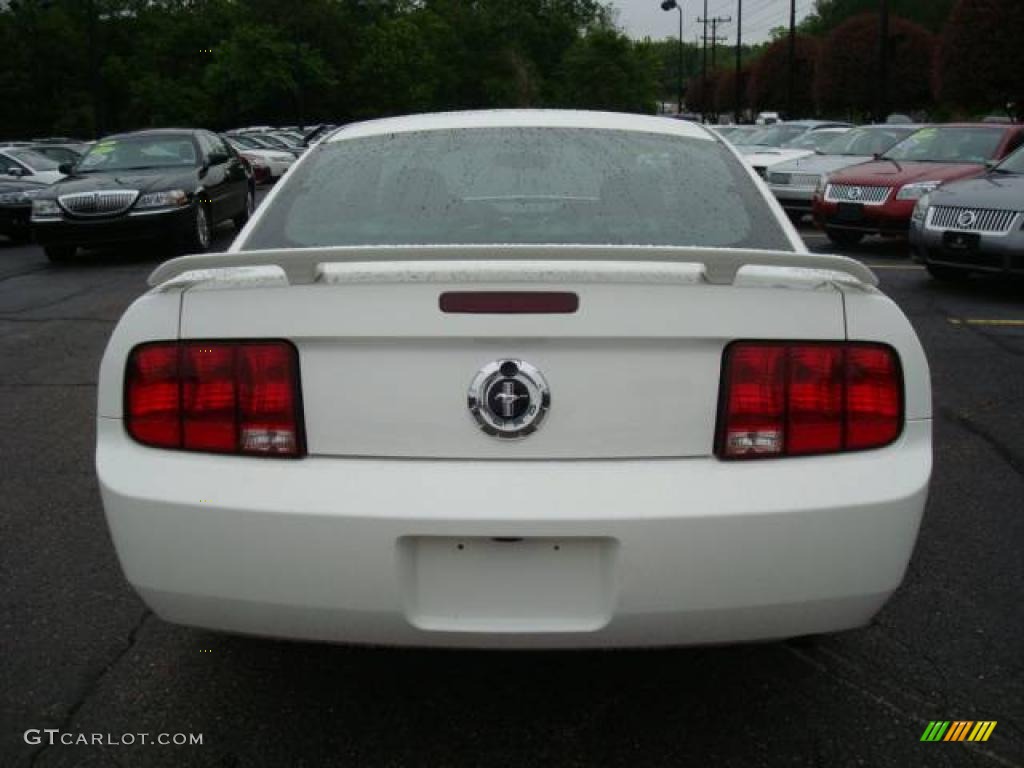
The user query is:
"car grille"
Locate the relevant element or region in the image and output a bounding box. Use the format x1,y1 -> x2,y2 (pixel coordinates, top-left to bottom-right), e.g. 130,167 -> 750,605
927,206 -> 1021,235
768,172 -> 820,187
58,190 -> 139,217
824,184 -> 890,205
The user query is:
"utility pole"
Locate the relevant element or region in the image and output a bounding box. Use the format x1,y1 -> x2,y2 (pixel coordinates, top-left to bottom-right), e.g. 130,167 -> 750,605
698,15 -> 730,120
878,0 -> 890,122
701,0 -> 708,92
709,17 -> 730,69
735,0 -> 743,123
787,0 -> 796,118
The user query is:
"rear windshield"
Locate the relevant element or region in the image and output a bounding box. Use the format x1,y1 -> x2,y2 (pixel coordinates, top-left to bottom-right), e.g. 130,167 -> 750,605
883,127 -> 1004,164
242,127 -> 792,251
8,148 -> 60,171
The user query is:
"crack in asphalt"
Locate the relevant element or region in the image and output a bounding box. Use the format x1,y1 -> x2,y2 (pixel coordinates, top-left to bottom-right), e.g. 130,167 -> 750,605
0,265 -> 51,283
26,609 -> 151,768
940,407 -> 1024,479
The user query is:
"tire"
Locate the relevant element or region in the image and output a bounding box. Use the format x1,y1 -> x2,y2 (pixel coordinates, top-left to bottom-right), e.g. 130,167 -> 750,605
180,204 -> 212,254
44,244 -> 76,263
7,229 -> 31,244
825,228 -> 865,247
927,263 -> 971,282
233,186 -> 254,230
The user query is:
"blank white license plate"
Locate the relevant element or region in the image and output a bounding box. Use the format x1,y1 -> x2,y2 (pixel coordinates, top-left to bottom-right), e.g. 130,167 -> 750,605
398,536 -> 619,633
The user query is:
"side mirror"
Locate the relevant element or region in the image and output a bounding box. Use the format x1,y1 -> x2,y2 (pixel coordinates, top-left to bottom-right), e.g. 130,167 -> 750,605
208,151 -> 229,166
58,163 -> 73,175
984,160 -> 997,170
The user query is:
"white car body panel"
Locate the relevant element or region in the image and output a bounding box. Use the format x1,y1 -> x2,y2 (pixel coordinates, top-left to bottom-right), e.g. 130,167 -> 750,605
96,110 -> 932,648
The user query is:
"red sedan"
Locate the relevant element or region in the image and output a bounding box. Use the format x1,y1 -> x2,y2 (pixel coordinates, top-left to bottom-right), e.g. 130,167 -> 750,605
812,124 -> 1024,246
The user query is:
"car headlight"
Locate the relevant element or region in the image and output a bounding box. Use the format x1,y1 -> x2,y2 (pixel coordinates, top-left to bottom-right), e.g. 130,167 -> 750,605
135,189 -> 189,210
910,193 -> 931,224
31,198 -> 61,220
896,181 -> 941,201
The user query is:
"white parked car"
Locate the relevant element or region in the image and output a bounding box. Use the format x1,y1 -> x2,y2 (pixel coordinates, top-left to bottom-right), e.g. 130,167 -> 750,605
0,146 -> 67,184
735,122 -> 852,177
225,137 -> 294,179
97,110 -> 931,648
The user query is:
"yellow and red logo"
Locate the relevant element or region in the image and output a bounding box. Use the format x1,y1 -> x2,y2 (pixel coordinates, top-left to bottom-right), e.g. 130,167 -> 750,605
921,721 -> 997,742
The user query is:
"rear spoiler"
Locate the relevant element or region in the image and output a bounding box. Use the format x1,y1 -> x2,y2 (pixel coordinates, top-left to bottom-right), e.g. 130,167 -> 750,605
148,244 -> 878,291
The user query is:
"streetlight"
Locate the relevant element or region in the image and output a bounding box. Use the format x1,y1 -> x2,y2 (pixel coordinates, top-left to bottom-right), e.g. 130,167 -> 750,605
661,0 -> 684,115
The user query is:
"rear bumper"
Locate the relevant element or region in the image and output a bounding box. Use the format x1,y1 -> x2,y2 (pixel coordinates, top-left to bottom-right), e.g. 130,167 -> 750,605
32,205 -> 194,247
97,418 -> 931,648
813,199 -> 914,236
910,224 -> 1024,274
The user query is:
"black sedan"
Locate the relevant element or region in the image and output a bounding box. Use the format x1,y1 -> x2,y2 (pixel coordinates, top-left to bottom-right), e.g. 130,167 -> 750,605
0,177 -> 49,243
31,129 -> 253,263
910,145 -> 1024,281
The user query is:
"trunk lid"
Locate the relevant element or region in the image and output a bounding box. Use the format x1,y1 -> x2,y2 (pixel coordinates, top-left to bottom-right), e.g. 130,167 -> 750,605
163,247 -> 865,460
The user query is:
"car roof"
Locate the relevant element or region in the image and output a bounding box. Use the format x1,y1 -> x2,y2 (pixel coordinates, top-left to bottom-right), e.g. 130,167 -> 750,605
100,128 -> 199,141
327,109 -> 716,143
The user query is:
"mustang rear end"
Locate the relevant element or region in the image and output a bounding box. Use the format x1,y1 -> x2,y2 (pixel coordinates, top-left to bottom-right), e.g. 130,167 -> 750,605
97,247 -> 930,648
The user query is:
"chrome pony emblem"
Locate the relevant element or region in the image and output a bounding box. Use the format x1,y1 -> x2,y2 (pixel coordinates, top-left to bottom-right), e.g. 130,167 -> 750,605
467,360 -> 550,439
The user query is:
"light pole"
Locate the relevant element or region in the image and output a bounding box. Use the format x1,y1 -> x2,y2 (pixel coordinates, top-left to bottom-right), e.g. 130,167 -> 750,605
660,0 -> 684,115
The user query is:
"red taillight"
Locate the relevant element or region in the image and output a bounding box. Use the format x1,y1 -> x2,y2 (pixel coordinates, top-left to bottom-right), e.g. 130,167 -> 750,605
125,341 -> 303,457
717,342 -> 902,459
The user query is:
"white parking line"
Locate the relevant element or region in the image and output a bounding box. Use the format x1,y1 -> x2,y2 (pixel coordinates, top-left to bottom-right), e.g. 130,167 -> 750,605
948,318 -> 1024,328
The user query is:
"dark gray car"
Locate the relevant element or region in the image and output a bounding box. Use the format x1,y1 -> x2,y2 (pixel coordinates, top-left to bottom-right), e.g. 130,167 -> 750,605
766,125 -> 922,215
909,145 -> 1024,281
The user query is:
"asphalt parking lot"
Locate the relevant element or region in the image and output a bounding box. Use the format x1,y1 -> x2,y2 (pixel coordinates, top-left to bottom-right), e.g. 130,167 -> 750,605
1,204 -> 1022,768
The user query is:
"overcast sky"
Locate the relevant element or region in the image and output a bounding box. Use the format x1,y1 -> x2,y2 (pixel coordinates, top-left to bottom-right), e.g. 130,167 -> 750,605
609,0 -> 816,45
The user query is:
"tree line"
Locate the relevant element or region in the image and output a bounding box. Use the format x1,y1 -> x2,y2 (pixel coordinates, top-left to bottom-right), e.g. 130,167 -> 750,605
0,0 -> 1020,141
682,0 -> 1022,121
0,0 -> 659,139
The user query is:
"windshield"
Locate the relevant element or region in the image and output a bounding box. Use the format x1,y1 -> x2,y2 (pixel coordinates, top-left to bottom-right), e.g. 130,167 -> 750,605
7,148 -> 60,171
994,145 -> 1024,173
78,135 -> 198,171
785,130 -> 847,151
743,125 -> 808,147
819,126 -> 917,156
229,136 -> 260,150
883,126 -> 1005,164
243,127 -> 793,252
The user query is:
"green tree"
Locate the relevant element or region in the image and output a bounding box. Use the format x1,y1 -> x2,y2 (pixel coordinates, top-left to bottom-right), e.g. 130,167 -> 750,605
557,28 -> 657,113
802,0 -> 956,35
203,23 -> 336,127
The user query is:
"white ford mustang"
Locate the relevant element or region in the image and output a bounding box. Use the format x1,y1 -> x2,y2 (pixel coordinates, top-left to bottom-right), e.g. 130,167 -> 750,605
97,110 -> 931,648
